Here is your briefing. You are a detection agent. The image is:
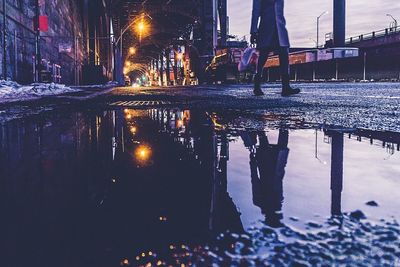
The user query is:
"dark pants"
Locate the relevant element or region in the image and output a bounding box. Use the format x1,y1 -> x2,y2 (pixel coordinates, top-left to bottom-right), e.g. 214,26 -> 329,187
257,47 -> 290,87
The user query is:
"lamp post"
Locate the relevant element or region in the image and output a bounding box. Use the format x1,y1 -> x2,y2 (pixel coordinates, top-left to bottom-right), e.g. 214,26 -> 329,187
317,11 -> 328,48
115,13 -> 151,84
115,13 -> 152,58
34,0 -> 41,82
2,0 -> 6,80
387,14 -> 398,30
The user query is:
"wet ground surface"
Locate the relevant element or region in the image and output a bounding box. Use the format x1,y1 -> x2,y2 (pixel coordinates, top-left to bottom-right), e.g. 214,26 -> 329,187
0,103 -> 399,266
109,82 -> 400,132
1,82 -> 400,131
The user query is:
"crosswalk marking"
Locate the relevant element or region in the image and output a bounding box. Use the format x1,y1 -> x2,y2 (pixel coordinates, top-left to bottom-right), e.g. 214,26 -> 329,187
109,101 -> 171,107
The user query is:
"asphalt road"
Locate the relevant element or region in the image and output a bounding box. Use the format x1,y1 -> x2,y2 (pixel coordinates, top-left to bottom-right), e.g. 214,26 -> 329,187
107,82 -> 400,132
1,82 -> 399,132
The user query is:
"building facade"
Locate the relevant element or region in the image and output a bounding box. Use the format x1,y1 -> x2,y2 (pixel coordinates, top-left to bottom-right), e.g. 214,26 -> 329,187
0,0 -> 113,85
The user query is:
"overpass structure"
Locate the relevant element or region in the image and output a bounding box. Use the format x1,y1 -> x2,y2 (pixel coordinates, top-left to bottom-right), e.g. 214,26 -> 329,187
7,0 -> 397,85
110,0 -> 228,86
97,0 -> 400,84
110,0 -> 351,86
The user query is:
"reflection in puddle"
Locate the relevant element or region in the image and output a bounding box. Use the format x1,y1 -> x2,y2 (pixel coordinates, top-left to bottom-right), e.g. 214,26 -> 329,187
0,108 -> 399,266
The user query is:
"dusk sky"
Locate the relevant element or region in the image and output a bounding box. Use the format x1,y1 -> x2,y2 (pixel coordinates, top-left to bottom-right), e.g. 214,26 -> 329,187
228,0 -> 400,47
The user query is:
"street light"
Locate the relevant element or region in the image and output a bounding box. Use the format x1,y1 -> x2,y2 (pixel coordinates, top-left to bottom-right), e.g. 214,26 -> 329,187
176,53 -> 183,60
387,14 -> 398,30
135,15 -> 149,42
137,21 -> 145,32
317,11 -> 329,48
116,13 -> 152,47
115,13 -> 152,85
129,47 -> 136,55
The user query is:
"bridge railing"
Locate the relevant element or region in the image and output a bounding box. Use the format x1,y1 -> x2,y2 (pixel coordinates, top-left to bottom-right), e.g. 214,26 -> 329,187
346,26 -> 399,45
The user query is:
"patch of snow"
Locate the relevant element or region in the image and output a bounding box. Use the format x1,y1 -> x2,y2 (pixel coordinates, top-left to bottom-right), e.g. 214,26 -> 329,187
0,80 -> 80,103
70,81 -> 119,90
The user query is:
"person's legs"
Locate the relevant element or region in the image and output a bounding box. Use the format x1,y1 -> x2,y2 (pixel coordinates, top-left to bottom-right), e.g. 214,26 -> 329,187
278,47 -> 301,96
278,47 -> 290,89
257,49 -> 270,76
254,48 -> 270,96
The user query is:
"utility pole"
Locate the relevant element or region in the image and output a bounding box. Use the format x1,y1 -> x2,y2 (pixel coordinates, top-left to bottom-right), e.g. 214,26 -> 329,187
34,0 -> 41,82
2,0 -> 6,80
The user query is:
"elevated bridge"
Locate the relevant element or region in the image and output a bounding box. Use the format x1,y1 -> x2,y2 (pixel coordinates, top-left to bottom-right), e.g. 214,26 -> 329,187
110,0 -> 228,86
346,27 -> 400,49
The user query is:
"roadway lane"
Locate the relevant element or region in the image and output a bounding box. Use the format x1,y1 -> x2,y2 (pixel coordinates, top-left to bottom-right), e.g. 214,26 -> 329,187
107,82 -> 400,131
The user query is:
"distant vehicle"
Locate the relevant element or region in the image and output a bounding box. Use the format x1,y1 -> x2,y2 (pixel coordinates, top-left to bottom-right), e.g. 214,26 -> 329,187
124,76 -> 131,86
205,41 -> 247,83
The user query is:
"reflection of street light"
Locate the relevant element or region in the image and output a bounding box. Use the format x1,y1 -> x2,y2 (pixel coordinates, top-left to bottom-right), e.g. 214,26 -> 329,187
317,11 -> 329,48
135,145 -> 151,162
315,129 -> 328,165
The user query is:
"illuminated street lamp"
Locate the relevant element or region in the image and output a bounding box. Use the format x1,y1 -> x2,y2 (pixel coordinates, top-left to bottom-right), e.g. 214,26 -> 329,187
176,53 -> 183,60
129,47 -> 137,55
137,21 -> 145,32
125,61 -> 132,67
135,15 -> 149,42
130,126 -> 137,134
115,13 -> 152,84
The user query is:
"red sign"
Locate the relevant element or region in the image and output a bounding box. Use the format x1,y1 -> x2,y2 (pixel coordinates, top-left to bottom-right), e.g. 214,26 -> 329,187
39,16 -> 48,32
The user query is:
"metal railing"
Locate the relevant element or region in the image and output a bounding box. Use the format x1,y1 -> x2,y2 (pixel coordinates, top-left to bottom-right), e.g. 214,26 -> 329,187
346,26 -> 400,44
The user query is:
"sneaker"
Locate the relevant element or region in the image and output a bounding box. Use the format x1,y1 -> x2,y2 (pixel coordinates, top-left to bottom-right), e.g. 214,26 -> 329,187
281,87 -> 300,97
254,89 -> 264,96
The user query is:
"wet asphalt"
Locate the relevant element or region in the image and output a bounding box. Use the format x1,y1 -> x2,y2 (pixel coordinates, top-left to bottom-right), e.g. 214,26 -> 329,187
1,82 -> 400,131
1,83 -> 400,266
108,82 -> 400,131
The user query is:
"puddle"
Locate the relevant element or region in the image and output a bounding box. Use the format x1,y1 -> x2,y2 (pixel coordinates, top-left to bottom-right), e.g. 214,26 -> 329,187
0,108 -> 399,266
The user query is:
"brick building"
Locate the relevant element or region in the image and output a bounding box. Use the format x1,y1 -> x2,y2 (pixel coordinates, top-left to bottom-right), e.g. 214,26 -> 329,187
0,0 -> 114,85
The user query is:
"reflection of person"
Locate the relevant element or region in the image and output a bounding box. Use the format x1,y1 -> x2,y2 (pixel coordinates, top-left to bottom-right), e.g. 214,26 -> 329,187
241,130 -> 289,227
250,0 -> 300,97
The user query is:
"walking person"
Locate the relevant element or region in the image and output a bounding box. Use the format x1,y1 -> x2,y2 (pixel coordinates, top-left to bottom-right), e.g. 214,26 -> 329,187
240,129 -> 290,228
251,0 -> 300,96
